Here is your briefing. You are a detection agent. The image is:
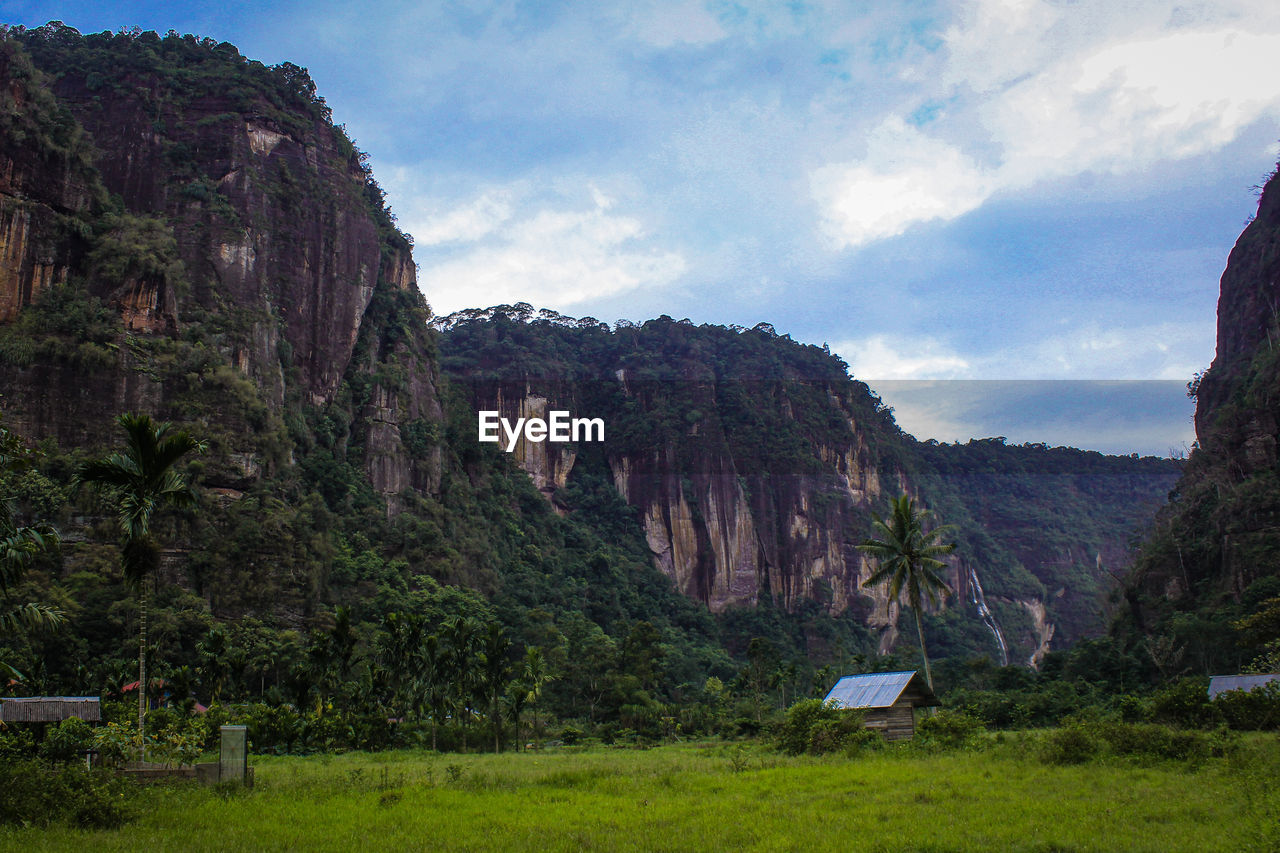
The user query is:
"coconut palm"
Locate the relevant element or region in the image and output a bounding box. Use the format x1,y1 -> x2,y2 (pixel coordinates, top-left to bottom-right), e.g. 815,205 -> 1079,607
75,412 -> 203,749
858,494 -> 954,690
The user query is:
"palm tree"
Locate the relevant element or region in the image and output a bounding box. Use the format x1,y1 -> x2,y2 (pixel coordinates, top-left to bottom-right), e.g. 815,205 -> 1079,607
522,646 -> 553,750
75,412 -> 203,750
857,494 -> 954,691
479,622 -> 510,753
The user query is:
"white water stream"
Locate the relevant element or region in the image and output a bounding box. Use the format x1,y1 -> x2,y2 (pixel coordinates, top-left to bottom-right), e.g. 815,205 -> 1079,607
967,565 -> 1009,666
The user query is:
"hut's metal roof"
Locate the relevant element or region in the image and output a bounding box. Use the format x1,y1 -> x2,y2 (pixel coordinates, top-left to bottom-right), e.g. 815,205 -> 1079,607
0,696 -> 101,723
1208,673 -> 1280,700
823,671 -> 937,709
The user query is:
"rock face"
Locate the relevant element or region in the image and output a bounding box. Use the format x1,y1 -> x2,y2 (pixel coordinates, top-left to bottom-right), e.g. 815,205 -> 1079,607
0,26 -> 442,501
438,308 -> 1183,663
0,39 -> 99,322
444,316 -> 901,619
1193,173 -> 1280,472
1126,167 -> 1280,644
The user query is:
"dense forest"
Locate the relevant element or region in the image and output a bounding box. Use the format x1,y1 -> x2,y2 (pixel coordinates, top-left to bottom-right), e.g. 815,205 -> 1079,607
2,23 -> 1268,764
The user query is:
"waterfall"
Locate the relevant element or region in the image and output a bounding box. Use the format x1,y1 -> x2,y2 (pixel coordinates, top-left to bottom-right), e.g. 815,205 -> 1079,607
967,565 -> 1009,666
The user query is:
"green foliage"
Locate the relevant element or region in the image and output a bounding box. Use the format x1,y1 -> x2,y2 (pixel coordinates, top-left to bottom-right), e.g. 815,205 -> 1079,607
38,716 -> 94,762
915,709 -> 985,750
0,759 -> 131,828
0,281 -> 120,368
775,698 -> 873,755
1040,714 -> 1226,766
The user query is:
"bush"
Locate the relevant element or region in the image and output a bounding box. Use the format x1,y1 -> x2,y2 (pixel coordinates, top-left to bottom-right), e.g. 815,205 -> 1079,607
0,760 -> 131,829
0,726 -> 36,761
1040,722 -> 1101,765
1040,715 -> 1220,766
1214,682 -> 1280,730
39,717 -> 95,763
775,699 -> 872,756
1151,677 -> 1216,728
916,710 -> 986,751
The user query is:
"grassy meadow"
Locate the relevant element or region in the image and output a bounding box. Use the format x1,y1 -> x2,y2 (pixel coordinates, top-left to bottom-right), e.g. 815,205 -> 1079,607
3,737 -> 1278,852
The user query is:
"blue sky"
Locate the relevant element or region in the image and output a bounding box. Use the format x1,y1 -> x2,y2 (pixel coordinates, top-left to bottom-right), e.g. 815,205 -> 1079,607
6,1 -> 1279,454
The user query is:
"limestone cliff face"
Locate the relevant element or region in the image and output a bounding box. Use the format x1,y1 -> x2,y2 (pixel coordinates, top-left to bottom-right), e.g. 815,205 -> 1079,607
0,28 -> 443,504
1128,167 -> 1280,619
448,338 -> 904,628
1193,171 -> 1280,471
0,39 -> 99,322
45,82 -> 409,407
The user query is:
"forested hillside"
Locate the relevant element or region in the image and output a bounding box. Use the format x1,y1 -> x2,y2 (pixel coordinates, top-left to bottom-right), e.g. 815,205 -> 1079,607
0,24 -> 1182,742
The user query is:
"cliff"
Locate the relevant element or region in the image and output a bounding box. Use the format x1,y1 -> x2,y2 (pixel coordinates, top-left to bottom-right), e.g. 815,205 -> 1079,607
0,25 -> 1180,684
437,306 -> 1180,664
0,24 -> 439,501
1124,165 -> 1280,675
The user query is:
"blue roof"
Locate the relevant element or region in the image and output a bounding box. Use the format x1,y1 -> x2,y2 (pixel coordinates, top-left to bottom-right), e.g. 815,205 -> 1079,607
824,671 -> 930,709
1208,673 -> 1280,700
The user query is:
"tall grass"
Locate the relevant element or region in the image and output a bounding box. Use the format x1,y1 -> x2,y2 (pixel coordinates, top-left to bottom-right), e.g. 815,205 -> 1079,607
3,737 -> 1277,852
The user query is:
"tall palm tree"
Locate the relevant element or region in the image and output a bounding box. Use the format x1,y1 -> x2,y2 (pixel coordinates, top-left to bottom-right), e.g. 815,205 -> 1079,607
75,413 -> 203,749
857,494 -> 954,691
479,622 -> 510,753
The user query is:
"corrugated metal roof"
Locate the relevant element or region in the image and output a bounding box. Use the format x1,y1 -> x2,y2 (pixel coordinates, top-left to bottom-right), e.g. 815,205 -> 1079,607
0,697 -> 102,723
1208,673 -> 1280,700
824,671 -> 919,709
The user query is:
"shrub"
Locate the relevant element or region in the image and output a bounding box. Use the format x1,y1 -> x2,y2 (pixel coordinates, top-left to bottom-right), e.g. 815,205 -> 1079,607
39,717 -> 95,763
93,721 -> 142,766
1214,682 -> 1280,731
1151,677 -> 1216,728
0,726 -> 36,761
775,699 -> 871,756
1040,722 -> 1101,765
916,710 -> 986,751
0,760 -> 131,829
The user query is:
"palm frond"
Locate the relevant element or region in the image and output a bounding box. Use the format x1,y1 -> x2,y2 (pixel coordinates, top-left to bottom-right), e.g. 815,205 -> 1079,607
0,602 -> 64,635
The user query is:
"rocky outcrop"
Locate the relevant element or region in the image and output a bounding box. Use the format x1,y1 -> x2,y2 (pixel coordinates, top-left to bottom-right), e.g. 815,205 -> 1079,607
0,28 -> 444,502
0,39 -> 99,321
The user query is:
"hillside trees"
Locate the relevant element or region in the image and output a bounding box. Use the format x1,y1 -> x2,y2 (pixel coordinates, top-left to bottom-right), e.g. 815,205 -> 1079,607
0,422 -> 63,679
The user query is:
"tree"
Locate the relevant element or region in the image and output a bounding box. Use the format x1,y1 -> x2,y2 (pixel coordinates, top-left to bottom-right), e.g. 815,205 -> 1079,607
74,412 -> 203,750
858,494 -> 954,690
522,646 -> 553,749
0,423 -> 63,680
479,622 -> 511,752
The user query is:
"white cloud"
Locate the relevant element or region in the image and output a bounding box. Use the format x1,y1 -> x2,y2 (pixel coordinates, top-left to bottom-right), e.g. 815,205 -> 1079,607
812,1 -> 1280,249
812,118 -> 993,249
1012,321 -> 1212,380
415,185 -> 687,315
412,188 -> 517,245
832,333 -> 973,380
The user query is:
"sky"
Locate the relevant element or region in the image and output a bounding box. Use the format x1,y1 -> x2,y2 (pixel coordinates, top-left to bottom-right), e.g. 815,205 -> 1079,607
5,0 -> 1279,455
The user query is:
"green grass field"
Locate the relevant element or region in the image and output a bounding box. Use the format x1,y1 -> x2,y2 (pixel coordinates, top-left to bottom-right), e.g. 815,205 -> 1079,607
4,737 -> 1278,852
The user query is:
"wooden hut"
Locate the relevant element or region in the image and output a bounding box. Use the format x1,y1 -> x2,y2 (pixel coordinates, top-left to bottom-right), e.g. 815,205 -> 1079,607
822,671 -> 939,741
0,696 -> 101,723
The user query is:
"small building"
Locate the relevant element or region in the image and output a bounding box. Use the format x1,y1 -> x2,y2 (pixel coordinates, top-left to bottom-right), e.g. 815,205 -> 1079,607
823,671 -> 939,741
0,696 -> 101,723
1208,673 -> 1280,700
